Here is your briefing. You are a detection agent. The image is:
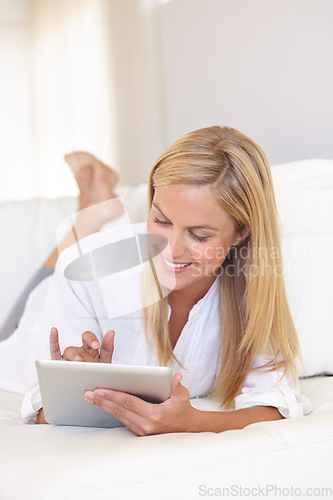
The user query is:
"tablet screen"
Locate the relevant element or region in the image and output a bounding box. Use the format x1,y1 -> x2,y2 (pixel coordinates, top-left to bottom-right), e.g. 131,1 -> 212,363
36,360 -> 172,428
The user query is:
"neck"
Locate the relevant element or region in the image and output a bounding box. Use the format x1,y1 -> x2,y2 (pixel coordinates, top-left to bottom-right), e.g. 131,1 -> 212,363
167,275 -> 216,311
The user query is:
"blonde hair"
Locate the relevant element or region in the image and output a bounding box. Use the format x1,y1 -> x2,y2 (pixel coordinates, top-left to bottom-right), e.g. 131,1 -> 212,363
143,126 -> 300,408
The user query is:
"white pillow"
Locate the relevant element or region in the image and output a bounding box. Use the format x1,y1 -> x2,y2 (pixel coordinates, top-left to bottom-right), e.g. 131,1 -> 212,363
271,159 -> 333,377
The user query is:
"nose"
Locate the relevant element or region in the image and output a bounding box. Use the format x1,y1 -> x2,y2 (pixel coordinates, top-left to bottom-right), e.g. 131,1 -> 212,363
167,230 -> 187,261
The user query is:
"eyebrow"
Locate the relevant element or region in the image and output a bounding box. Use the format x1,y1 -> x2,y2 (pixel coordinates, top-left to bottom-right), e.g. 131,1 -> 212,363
152,202 -> 219,232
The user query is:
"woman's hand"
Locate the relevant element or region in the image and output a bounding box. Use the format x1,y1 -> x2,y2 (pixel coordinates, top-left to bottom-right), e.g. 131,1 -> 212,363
37,327 -> 115,424
83,373 -> 202,436
49,327 -> 115,363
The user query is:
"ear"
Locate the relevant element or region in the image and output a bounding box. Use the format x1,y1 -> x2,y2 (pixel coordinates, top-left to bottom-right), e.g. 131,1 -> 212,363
232,226 -> 250,246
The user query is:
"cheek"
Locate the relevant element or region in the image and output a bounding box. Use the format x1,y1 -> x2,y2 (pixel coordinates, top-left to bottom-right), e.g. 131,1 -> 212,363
146,219 -> 153,233
146,213 -> 157,234
191,243 -> 230,263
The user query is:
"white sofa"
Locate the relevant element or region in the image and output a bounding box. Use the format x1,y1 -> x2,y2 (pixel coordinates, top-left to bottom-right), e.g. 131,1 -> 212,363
0,161 -> 333,500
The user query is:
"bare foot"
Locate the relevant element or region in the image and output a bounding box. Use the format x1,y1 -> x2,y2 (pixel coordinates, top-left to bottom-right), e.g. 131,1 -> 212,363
64,152 -> 119,210
64,151 -> 124,231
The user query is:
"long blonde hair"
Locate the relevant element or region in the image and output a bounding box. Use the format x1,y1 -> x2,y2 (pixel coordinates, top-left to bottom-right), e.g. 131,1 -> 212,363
143,126 -> 300,408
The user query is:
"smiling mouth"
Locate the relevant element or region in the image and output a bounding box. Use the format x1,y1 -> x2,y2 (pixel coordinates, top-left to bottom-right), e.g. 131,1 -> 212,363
161,255 -> 193,269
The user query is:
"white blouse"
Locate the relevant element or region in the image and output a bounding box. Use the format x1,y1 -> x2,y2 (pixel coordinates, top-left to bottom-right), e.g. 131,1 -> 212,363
12,223 -> 312,424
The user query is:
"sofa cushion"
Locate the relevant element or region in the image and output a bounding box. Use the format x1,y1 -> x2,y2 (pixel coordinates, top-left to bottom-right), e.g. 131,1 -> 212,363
0,197 -> 77,329
271,159 -> 333,376
1,377 -> 333,500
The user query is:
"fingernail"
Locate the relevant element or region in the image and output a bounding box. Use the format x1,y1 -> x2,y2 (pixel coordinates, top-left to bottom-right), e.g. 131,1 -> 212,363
92,341 -> 99,349
84,391 -> 94,403
74,356 -> 82,362
94,389 -> 104,397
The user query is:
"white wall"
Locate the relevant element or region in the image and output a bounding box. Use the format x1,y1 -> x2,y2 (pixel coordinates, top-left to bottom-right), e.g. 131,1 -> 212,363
157,0 -> 333,167
28,0 -> 117,199
102,0 -> 165,185
0,0 -> 165,200
0,0 -> 332,200
0,0 -> 35,201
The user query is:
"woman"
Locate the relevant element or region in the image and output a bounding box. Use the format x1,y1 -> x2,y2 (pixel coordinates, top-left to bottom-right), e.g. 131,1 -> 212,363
19,126 -> 311,432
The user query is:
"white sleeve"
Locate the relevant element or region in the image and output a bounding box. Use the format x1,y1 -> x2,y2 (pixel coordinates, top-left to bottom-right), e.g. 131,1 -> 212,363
17,385 -> 43,424
234,354 -> 313,418
17,248 -> 104,425
0,277 -> 52,396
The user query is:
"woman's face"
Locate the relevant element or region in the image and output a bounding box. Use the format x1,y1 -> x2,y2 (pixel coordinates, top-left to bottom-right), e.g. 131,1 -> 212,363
147,184 -> 242,295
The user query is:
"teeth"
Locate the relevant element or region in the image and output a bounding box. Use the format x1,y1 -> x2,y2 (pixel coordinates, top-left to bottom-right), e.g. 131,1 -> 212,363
162,255 -> 191,269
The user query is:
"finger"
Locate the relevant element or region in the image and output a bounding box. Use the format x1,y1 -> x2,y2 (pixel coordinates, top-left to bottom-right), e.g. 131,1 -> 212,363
82,331 -> 100,351
50,327 -> 62,360
88,388 -> 155,419
62,346 -> 97,362
84,389 -> 151,434
99,330 -> 115,363
161,373 -> 188,407
171,373 -> 183,391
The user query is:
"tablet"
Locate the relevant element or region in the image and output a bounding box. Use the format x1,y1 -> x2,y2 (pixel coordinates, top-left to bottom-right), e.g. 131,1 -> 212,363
36,360 -> 172,428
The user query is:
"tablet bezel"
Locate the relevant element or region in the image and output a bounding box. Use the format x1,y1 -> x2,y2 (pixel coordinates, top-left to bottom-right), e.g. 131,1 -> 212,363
36,360 -> 172,428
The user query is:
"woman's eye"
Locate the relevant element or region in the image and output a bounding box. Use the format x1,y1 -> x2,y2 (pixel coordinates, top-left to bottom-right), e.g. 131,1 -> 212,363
154,217 -> 170,225
190,232 -> 209,242
153,217 -> 208,242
